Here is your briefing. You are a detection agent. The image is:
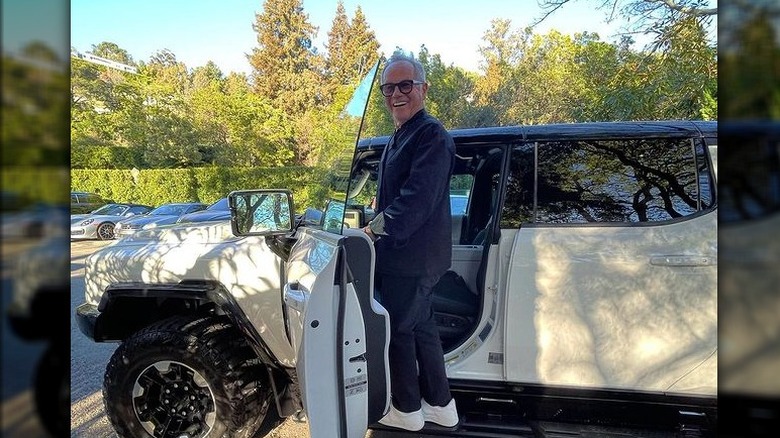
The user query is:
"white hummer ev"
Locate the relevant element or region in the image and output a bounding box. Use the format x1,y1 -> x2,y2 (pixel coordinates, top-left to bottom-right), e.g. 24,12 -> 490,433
75,66 -> 718,438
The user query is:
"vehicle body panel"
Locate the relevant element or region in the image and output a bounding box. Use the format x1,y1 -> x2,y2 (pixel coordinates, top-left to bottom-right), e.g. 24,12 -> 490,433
83,220 -> 297,365
503,216 -> 716,394
284,227 -> 390,438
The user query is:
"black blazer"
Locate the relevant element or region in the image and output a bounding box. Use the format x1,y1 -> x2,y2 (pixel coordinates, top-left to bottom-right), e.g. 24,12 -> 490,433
374,109 -> 455,277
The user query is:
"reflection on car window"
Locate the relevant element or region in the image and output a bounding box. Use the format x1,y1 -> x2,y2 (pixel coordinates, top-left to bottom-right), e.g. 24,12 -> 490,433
92,204 -> 127,216
504,137 -> 715,225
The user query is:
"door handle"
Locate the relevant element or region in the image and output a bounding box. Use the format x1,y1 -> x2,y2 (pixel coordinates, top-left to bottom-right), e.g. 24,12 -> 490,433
284,281 -> 309,312
650,255 -> 716,267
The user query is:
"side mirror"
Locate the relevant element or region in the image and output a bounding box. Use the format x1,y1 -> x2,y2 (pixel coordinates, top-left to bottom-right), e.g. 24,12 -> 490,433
229,189 -> 295,236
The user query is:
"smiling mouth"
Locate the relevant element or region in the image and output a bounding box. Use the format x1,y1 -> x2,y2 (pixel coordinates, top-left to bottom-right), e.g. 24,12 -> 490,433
393,102 -> 407,107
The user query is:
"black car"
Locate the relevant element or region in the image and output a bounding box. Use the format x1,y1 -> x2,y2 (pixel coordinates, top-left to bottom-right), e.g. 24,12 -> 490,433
175,197 -> 230,224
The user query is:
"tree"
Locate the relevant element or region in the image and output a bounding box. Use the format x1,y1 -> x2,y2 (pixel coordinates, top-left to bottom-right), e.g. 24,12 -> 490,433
417,46 -> 477,129
327,3 -> 381,86
535,0 -> 716,46
325,1 -> 350,85
90,41 -> 135,65
248,0 -> 323,117
190,61 -> 224,92
342,7 -> 381,83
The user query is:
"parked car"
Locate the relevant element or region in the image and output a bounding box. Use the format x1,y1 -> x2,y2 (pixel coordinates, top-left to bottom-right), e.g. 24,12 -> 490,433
76,120 -> 717,438
114,202 -> 207,238
70,191 -> 111,214
71,203 -> 153,240
175,197 -> 230,224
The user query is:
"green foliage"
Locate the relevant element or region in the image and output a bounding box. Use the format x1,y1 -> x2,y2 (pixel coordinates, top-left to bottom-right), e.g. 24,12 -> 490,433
70,168 -> 135,204
70,1 -> 717,178
720,8 -> 780,119
249,0 -> 321,118
71,145 -> 141,169
71,166 -> 331,211
90,41 -> 135,65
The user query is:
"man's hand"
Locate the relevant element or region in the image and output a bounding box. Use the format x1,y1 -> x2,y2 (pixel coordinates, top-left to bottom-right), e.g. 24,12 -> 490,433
363,226 -> 378,242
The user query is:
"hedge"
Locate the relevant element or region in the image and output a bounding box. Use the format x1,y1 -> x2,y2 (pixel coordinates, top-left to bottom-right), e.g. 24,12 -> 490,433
71,166 -> 331,211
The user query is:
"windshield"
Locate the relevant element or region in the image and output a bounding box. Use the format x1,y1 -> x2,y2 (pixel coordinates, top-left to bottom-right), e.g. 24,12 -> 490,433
150,204 -> 190,216
91,204 -> 127,216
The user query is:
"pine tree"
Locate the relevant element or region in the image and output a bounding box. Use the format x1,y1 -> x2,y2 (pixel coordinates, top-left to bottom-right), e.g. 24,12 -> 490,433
248,0 -> 323,118
326,3 -> 380,88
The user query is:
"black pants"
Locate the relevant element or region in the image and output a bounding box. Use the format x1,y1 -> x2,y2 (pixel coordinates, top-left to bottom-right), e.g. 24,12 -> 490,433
376,273 -> 452,413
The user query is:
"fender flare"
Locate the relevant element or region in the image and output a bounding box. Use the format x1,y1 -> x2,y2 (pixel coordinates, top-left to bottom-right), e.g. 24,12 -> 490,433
92,280 -> 281,368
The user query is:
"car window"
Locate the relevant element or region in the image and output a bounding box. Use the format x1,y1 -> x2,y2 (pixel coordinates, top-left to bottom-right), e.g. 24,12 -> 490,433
719,126 -> 780,223
449,195 -> 468,215
503,137 -> 716,226
150,205 -> 188,215
187,204 -> 206,213
91,204 -> 127,216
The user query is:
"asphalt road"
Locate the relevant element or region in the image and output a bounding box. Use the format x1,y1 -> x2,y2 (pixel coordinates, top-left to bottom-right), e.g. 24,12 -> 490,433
68,239 -> 438,438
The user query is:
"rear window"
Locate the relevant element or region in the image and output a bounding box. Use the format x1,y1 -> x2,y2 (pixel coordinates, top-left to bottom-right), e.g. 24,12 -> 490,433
503,137 -> 716,226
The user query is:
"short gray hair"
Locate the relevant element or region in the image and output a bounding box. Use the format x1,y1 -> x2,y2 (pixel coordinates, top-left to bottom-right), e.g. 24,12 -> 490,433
381,50 -> 426,83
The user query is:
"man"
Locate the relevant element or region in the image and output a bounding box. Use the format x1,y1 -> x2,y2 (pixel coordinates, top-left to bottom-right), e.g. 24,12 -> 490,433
363,51 -> 459,431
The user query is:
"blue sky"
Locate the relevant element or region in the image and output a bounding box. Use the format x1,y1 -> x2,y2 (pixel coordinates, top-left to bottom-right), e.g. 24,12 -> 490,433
67,0 -> 717,74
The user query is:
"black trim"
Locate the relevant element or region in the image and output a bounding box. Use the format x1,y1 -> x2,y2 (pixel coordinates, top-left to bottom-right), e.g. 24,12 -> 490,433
335,245 -> 349,438
90,280 -> 282,369
359,121 -> 717,152
446,379 -> 717,436
342,234 -> 389,424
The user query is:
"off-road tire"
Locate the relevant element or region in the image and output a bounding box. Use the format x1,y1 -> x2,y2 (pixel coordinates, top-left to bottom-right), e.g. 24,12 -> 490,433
103,315 -> 278,438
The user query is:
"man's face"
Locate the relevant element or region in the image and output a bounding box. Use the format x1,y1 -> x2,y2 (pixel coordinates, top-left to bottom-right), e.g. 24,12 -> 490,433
382,61 -> 427,128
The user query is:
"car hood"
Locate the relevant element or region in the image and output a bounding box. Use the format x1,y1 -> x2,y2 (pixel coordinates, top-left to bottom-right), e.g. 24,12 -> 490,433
119,215 -> 178,227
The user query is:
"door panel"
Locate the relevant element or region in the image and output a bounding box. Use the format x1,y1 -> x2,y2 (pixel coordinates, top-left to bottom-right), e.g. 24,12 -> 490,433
503,215 -> 717,395
285,227 -> 390,438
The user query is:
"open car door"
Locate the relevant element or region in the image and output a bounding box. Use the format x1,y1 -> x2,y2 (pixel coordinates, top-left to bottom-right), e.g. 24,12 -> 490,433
285,227 -> 390,437
286,59 -> 390,437
231,61 -> 390,438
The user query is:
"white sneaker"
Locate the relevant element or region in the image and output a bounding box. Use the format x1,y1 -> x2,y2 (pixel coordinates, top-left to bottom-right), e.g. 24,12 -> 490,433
378,404 -> 424,431
421,398 -> 459,428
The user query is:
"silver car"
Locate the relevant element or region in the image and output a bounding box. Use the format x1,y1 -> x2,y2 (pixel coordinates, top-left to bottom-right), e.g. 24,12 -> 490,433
114,202 -> 207,238
71,203 -> 153,240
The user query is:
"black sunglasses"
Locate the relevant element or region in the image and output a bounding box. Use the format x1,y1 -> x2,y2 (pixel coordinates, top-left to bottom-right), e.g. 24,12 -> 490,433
379,80 -> 424,97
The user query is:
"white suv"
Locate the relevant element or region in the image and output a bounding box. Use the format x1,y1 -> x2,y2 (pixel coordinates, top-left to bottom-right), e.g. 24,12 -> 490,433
76,120 -> 717,438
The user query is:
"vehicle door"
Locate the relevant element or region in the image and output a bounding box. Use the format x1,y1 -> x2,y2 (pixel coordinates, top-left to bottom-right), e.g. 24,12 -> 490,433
231,61 -> 390,438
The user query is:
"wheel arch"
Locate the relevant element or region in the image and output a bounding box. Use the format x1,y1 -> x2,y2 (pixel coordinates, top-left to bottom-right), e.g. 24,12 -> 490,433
93,280 -> 281,368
